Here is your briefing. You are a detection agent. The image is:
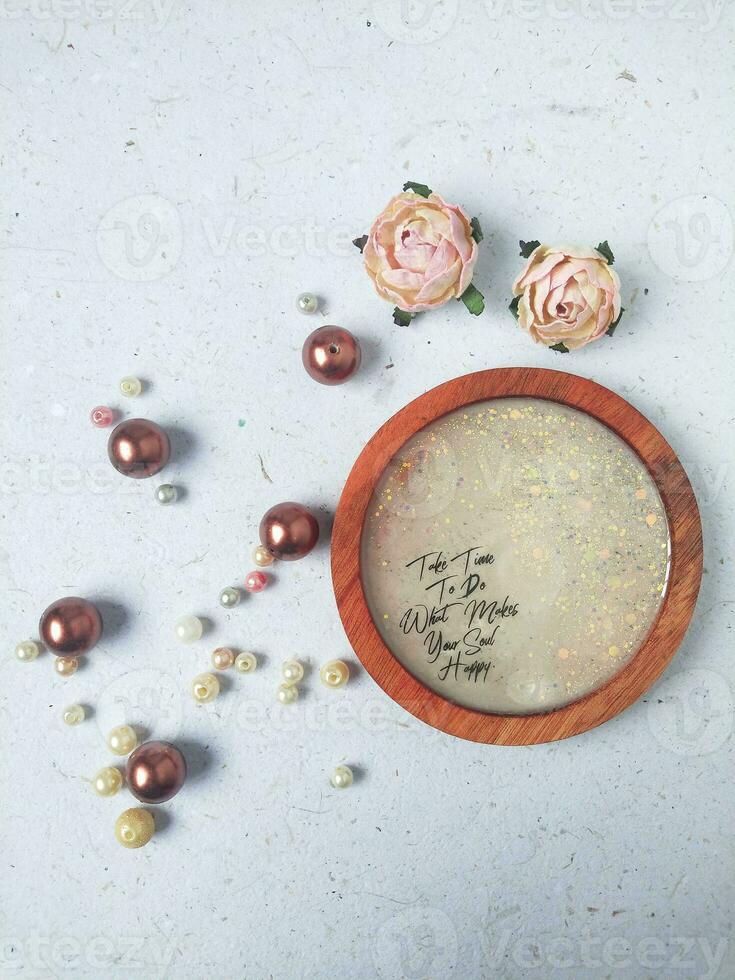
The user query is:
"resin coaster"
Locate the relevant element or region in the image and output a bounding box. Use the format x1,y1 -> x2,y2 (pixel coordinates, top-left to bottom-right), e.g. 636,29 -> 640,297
332,369 -> 702,744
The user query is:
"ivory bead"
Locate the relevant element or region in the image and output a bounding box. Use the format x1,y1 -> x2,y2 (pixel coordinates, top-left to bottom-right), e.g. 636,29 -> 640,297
330,764 -> 354,789
253,545 -> 274,568
94,766 -> 123,797
54,656 -> 79,678
175,615 -> 203,643
296,292 -> 319,314
320,660 -> 350,689
281,659 -> 304,685
63,704 -> 85,726
234,651 -> 257,674
219,587 -> 240,609
115,807 -> 154,848
192,672 -> 220,703
277,683 -> 299,705
107,724 -> 138,756
155,484 -> 178,505
15,640 -> 39,662
119,376 -> 142,398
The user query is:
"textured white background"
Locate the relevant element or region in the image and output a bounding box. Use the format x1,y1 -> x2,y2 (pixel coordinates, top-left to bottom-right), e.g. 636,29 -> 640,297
1,2 -> 733,978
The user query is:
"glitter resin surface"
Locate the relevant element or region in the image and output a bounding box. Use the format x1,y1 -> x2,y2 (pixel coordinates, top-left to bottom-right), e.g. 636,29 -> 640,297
361,398 -> 671,715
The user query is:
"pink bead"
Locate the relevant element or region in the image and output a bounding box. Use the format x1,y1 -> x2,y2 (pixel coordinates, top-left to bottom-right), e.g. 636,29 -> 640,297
90,406 -> 114,428
244,570 -> 268,593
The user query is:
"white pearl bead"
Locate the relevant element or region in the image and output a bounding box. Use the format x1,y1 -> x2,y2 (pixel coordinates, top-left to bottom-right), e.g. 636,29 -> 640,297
253,544 -> 275,567
296,292 -> 319,314
330,765 -> 354,789
15,640 -> 40,662
63,704 -> 85,726
107,724 -> 138,755
277,683 -> 299,705
234,651 -> 257,674
155,483 -> 178,505
94,766 -> 123,797
54,656 -> 79,677
320,659 -> 350,688
281,659 -> 304,685
175,615 -> 203,643
192,672 -> 220,703
219,586 -> 240,609
211,647 -> 235,670
119,375 -> 142,397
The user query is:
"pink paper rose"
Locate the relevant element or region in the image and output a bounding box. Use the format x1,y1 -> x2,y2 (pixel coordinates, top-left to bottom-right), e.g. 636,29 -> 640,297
361,188 -> 482,318
511,243 -> 622,350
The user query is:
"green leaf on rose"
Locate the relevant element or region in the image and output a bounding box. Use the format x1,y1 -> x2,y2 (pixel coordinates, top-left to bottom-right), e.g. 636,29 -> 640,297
470,217 -> 483,243
607,306 -> 625,336
596,240 -> 615,265
402,181 -> 432,198
519,240 -> 541,258
393,307 -> 415,327
459,283 -> 485,316
549,342 -> 570,353
352,234 -> 368,253
509,295 -> 521,319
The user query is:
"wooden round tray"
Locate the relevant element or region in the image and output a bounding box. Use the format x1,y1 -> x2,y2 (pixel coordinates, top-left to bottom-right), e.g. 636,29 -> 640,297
331,368 -> 703,745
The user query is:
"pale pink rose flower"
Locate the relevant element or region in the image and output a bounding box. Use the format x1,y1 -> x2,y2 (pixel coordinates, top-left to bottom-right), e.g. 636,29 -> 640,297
512,244 -> 622,350
363,192 -> 478,313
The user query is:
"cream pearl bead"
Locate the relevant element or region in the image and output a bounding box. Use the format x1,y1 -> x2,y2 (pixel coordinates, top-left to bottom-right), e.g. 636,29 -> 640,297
234,651 -> 257,674
330,764 -> 354,789
211,647 -> 235,670
296,292 -> 319,315
155,483 -> 178,505
107,724 -> 138,756
115,807 -> 154,849
277,683 -> 299,705
253,544 -> 274,568
281,659 -> 304,685
54,656 -> 79,678
192,672 -> 220,703
219,586 -> 240,609
63,704 -> 85,726
175,615 -> 203,643
15,640 -> 40,662
94,766 -> 123,797
320,659 -> 350,689
119,375 -> 142,397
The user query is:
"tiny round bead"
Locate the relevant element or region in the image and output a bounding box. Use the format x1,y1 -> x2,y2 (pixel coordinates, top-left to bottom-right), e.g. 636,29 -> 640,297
277,683 -> 299,705
107,724 -> 138,756
155,483 -> 178,505
175,615 -> 203,643
234,651 -> 257,674
320,659 -> 350,689
119,375 -> 142,398
90,405 -> 114,428
15,640 -> 40,663
211,646 -> 235,671
63,704 -> 85,726
115,807 -> 154,849
253,544 -> 275,568
244,570 -> 268,593
281,659 -> 304,685
192,672 -> 220,703
330,764 -> 354,789
296,292 -> 319,315
94,766 -> 123,797
219,586 -> 240,609
54,656 -> 79,678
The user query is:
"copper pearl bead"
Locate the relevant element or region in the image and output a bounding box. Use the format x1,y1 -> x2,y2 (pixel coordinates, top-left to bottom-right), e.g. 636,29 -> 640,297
126,740 -> 187,805
39,597 -> 102,657
108,418 -> 170,479
259,502 -> 320,562
302,325 -> 361,385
